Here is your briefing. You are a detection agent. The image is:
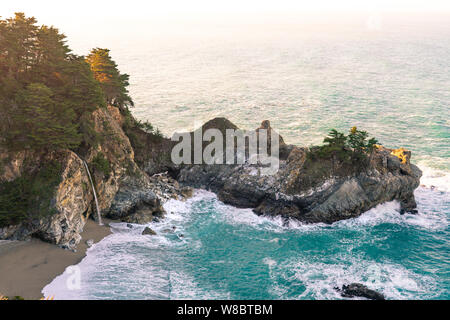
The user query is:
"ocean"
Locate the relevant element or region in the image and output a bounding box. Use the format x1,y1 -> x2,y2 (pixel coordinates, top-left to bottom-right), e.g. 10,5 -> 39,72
44,13 -> 449,299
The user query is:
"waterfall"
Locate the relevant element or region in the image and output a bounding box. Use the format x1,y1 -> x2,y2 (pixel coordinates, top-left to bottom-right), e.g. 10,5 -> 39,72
82,160 -> 103,226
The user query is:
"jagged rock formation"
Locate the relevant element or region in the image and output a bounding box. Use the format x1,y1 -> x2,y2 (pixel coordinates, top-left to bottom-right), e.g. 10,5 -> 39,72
177,118 -> 422,223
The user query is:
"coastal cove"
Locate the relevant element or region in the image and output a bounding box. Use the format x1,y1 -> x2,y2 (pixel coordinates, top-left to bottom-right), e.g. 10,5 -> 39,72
0,219 -> 113,300
0,12 -> 449,301
43,186 -> 449,300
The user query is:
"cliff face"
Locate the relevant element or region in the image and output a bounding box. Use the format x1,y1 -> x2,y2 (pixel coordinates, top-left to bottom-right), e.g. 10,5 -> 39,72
0,112 -> 422,248
177,119 -> 422,223
0,150 -> 92,248
0,106 -> 185,248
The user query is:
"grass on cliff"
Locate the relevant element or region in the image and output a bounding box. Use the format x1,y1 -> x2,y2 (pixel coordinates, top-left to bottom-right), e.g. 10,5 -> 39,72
0,161 -> 62,228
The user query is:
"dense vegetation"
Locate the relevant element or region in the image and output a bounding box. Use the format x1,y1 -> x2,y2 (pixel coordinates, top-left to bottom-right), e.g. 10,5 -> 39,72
296,127 -> 379,189
0,161 -> 62,227
308,127 -> 378,164
86,48 -> 133,112
91,152 -> 112,178
0,13 -> 145,228
0,13 -> 134,151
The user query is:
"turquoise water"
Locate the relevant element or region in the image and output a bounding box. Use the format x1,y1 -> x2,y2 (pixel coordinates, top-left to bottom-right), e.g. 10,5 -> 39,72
44,189 -> 449,300
46,14 -> 449,299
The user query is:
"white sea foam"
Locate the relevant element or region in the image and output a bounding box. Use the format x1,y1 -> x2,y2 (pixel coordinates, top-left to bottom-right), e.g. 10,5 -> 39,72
42,223 -> 181,299
333,193 -> 448,232
268,257 -> 441,300
207,185 -> 448,234
418,164 -> 450,192
263,257 -> 277,268
169,270 -> 230,300
42,173 -> 448,300
45,232 -> 171,300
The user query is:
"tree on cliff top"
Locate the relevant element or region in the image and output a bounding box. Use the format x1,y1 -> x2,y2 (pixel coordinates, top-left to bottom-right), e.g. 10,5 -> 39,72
310,127 -> 379,164
347,126 -> 378,159
10,83 -> 82,150
0,13 -> 106,150
86,48 -> 133,111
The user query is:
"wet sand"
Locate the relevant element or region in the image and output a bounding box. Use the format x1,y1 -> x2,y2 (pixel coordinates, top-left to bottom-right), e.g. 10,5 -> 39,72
0,219 -> 113,300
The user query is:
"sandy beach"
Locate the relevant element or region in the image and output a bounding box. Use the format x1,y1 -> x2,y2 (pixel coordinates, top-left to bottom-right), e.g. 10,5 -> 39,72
0,219 -> 113,300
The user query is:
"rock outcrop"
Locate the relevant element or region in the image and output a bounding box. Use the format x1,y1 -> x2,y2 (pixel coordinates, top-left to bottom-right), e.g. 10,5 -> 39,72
0,150 -> 93,248
0,106 -> 188,248
337,283 -> 385,300
142,227 -> 156,236
177,118 -> 421,223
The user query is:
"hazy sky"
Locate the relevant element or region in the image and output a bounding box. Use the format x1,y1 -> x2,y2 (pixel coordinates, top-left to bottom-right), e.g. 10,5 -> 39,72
2,0 -> 449,55
2,0 -> 450,21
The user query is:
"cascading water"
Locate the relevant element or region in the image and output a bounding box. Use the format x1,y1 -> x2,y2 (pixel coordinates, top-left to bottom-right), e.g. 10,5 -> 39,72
82,160 -> 103,226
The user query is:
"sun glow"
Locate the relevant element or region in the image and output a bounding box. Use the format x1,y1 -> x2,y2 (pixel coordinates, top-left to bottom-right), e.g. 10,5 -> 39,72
2,0 -> 450,20
1,0 -> 449,54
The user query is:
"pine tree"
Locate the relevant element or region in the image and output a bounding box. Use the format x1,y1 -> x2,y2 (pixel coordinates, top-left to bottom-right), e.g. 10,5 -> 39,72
56,55 -> 106,117
323,129 -> 347,148
86,48 -> 133,111
10,83 -> 81,150
0,13 -> 106,151
347,126 -> 379,160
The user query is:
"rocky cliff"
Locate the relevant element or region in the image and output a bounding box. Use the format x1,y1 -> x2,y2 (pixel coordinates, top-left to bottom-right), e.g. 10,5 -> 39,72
0,112 -> 422,248
0,106 -> 189,249
0,150 -> 92,248
177,118 -> 422,223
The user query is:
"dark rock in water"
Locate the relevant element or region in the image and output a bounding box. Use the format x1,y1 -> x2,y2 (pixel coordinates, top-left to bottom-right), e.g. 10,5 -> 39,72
178,118 -> 422,224
338,283 -> 385,300
400,208 -> 419,215
141,227 -> 156,236
126,224 -> 133,229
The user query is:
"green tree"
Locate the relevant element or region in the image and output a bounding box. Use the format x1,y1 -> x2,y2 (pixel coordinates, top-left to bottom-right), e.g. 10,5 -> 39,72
0,13 -> 106,151
56,55 -> 106,117
0,13 -> 38,85
323,129 -> 347,148
9,83 -> 81,150
86,48 -> 133,111
310,127 -> 379,164
347,126 -> 378,157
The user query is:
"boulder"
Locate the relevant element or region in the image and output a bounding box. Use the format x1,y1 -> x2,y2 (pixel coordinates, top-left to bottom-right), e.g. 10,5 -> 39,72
142,227 -> 156,236
85,239 -> 95,247
338,283 -> 385,300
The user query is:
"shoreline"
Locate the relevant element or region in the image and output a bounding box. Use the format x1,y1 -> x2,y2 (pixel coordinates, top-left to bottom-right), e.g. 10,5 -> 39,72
0,219 -> 113,300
